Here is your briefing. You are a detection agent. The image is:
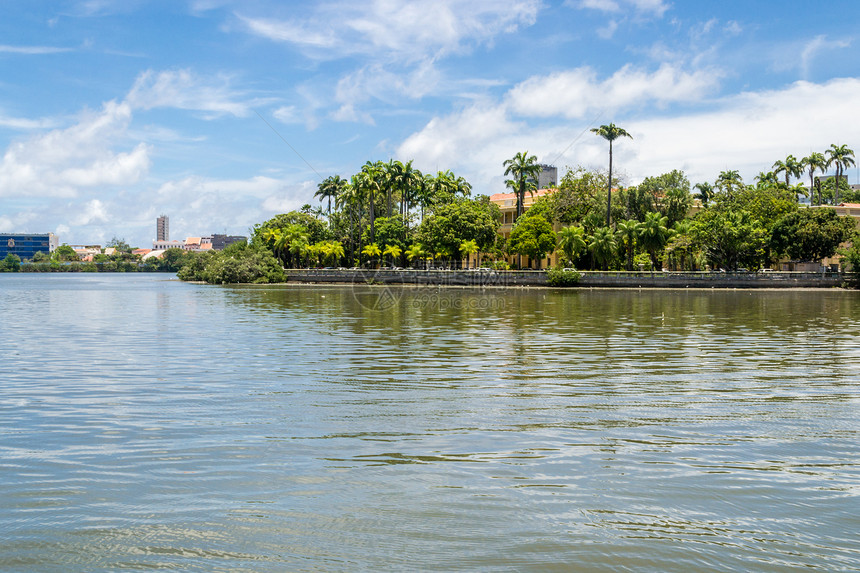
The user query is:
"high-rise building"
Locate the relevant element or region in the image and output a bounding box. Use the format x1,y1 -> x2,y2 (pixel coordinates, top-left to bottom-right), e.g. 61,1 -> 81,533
535,164 -> 557,189
157,215 -> 169,241
524,164 -> 558,189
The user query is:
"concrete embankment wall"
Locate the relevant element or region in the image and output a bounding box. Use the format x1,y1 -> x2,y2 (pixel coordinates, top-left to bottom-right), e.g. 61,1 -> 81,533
285,269 -> 850,289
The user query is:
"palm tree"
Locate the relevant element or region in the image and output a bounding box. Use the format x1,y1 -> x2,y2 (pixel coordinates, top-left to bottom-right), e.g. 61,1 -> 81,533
362,243 -> 382,268
355,161 -> 384,243
715,170 -> 743,197
755,171 -> 779,187
615,219 -> 640,271
382,244 -> 402,268
459,239 -> 479,269
503,151 -> 542,221
591,123 -> 632,228
801,152 -> 827,205
557,225 -> 587,267
589,226 -> 617,271
693,182 -> 714,208
315,175 -> 347,217
773,155 -> 802,187
406,243 -> 425,269
637,211 -> 671,270
826,144 -> 856,204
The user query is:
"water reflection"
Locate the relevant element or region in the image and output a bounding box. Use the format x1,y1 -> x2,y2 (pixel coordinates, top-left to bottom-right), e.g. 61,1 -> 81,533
1,275 -> 859,571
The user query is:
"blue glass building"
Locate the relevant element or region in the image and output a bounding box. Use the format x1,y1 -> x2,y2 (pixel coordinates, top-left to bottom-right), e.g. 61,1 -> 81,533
0,233 -> 59,260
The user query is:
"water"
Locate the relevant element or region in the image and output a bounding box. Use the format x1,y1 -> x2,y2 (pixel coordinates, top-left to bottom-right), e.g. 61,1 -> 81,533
1,273 -> 859,572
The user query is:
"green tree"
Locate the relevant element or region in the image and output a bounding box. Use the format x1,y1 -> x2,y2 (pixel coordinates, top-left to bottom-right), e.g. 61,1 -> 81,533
503,151 -> 541,221
1,253 -> 21,272
590,123 -> 632,227
556,225 -> 587,267
801,152 -> 828,205
826,144 -> 856,204
416,197 -> 500,265
588,226 -> 618,271
315,174 -> 348,217
772,155 -> 803,187
53,244 -> 79,262
615,219 -> 640,271
691,209 -> 768,270
362,243 -> 382,267
694,181 -> 714,208
637,212 -> 672,269
382,244 -> 402,267
459,239 -> 479,269
770,208 -> 856,262
406,243 -> 425,269
715,170 -> 744,197
509,216 -> 556,269
106,236 -> 132,252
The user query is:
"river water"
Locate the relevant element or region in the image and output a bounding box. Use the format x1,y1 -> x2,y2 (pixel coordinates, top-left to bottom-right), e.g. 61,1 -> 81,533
1,273 -> 858,572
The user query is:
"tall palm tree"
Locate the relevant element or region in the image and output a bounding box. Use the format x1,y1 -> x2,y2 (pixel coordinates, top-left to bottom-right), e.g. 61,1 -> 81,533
355,161 -> 384,243
557,225 -> 587,267
615,219 -> 640,271
315,175 -> 347,217
503,151 -> 541,221
801,152 -> 827,205
591,123 -> 632,228
826,144 -> 856,205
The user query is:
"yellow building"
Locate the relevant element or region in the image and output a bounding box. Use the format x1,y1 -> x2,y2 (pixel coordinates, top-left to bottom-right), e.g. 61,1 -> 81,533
489,188 -> 561,269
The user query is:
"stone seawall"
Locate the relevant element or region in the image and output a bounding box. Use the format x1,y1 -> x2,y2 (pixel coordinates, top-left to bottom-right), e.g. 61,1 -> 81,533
285,269 -> 850,289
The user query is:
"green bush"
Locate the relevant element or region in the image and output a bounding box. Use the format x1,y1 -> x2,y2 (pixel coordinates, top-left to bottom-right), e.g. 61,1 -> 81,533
176,243 -> 286,284
547,266 -> 581,287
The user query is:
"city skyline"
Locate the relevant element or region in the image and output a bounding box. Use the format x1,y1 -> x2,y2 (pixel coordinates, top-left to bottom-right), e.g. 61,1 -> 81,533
1,1 -> 860,247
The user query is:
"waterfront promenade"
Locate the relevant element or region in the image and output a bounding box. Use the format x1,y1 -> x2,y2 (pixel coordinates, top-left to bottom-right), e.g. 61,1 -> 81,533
285,268 -> 849,288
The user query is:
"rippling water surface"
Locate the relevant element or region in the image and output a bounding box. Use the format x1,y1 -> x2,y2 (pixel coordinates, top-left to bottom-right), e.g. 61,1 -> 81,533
1,274 -> 859,571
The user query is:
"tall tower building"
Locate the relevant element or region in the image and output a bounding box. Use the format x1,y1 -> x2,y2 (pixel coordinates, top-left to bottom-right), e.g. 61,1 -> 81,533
157,215 -> 169,242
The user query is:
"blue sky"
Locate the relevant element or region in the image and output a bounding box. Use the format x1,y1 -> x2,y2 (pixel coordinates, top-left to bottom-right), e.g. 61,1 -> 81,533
2,0 -> 859,247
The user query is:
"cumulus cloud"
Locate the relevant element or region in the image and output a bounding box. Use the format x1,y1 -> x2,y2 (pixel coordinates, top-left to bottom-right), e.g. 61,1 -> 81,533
0,100 -> 150,198
238,0 -> 540,63
126,69 -> 257,118
506,64 -> 720,119
398,77 -> 860,194
236,0 -> 541,120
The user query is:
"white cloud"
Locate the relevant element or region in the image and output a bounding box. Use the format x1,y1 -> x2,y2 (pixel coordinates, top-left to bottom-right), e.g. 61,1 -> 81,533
0,45 -> 72,54
238,0 -> 541,63
398,77 -> 860,195
506,64 -> 720,119
572,0 -> 668,17
70,199 -> 110,226
0,114 -> 58,130
800,35 -> 851,78
126,69 -> 256,118
597,19 -> 619,39
0,100 -> 150,198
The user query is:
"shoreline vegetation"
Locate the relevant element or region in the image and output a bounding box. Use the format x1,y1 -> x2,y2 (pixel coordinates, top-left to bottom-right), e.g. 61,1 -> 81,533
4,140 -> 860,288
